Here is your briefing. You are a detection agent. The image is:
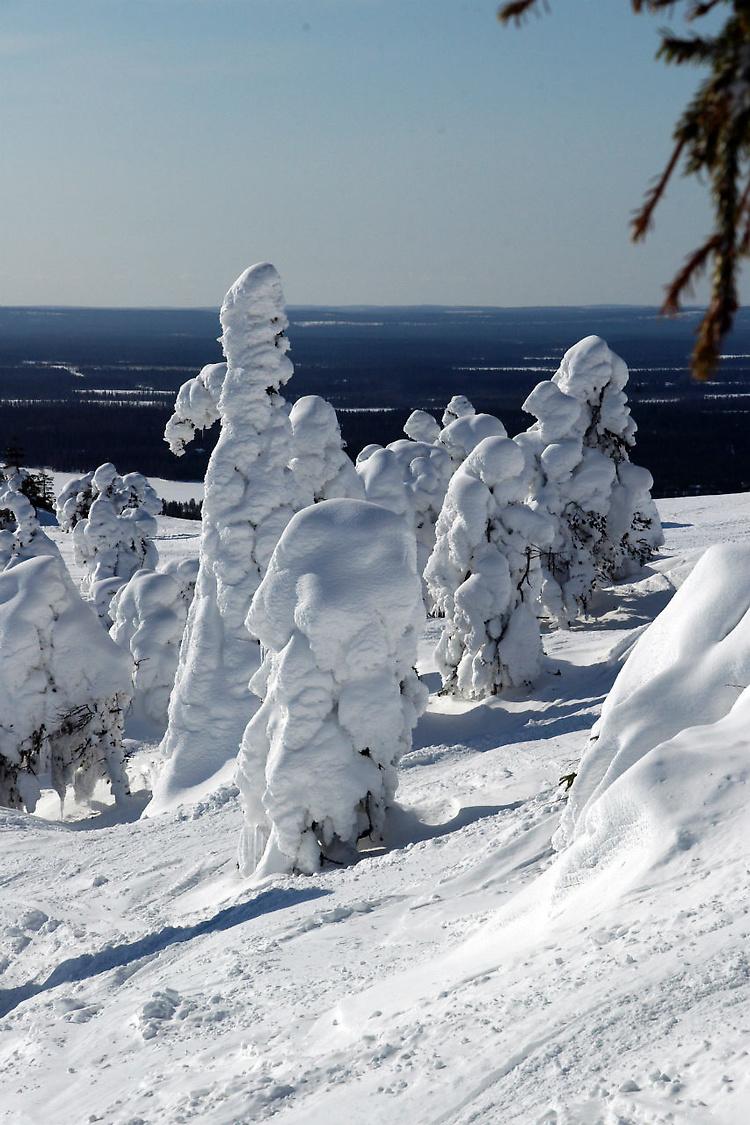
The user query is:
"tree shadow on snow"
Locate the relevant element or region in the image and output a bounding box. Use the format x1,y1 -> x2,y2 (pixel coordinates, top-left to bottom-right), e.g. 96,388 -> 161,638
0,884 -> 330,1020
380,801 -> 523,850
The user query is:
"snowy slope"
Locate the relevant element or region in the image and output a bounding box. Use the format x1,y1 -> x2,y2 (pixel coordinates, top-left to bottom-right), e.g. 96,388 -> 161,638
1,493 -> 749,1125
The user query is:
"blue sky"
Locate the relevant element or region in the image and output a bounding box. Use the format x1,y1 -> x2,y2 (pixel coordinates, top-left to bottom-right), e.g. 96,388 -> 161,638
0,0 -> 730,307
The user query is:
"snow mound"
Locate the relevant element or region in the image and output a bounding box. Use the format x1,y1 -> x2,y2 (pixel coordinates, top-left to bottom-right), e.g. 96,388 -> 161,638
551,542 -> 750,896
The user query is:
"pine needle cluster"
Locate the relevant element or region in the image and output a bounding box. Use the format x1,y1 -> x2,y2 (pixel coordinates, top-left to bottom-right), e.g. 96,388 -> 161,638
499,1 -> 750,379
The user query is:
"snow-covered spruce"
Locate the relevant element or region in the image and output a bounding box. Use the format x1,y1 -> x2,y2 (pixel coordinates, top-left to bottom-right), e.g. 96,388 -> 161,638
517,335 -> 662,625
55,464 -> 160,625
425,435 -> 554,700
237,499 -> 427,877
288,395 -> 363,504
148,264 -> 301,814
109,558 -> 199,739
0,477 -> 59,570
0,547 -> 131,813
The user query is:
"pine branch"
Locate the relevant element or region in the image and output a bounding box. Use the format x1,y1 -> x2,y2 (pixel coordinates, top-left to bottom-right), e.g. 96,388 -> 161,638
498,0 -> 547,25
632,137 -> 687,240
662,235 -> 720,314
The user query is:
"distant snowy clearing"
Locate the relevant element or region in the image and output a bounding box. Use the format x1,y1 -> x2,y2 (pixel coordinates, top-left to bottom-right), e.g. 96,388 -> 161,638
1,492 -> 749,1124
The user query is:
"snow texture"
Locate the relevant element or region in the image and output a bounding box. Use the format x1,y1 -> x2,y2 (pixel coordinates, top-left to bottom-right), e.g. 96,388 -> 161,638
55,464 -> 160,624
149,264 -> 300,815
425,435 -> 554,698
556,540 -> 750,854
519,335 -> 663,625
237,499 -> 427,877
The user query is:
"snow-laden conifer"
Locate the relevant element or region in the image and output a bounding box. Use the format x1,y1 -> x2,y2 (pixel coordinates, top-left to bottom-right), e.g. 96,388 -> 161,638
288,395 -> 363,504
425,436 -> 554,700
0,487 -> 131,813
56,464 -> 160,624
148,264 -> 300,814
109,558 -> 199,738
237,499 -> 427,877
518,336 -> 662,625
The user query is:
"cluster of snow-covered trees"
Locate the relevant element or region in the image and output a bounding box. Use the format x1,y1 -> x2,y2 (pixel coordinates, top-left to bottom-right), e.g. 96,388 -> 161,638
0,263 -> 663,878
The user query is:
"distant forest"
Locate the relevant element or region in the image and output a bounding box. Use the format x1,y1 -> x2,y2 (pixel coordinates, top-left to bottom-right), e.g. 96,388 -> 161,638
1,305 -> 749,497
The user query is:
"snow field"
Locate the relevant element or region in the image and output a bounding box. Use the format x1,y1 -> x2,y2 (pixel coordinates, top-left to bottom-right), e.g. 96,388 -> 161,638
1,493 -> 750,1122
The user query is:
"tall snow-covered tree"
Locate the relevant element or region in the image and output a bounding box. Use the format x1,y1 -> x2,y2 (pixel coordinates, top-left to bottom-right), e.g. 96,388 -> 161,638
425,435 -> 554,700
147,263 -> 301,815
237,499 -> 427,877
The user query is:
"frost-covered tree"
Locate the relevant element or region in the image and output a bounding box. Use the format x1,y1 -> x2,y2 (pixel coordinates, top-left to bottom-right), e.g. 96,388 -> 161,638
517,336 -> 662,626
288,395 -> 363,504
0,542 -> 132,813
56,463 -> 160,624
148,263 -> 301,814
109,558 -> 199,739
237,499 -> 428,878
425,436 -> 554,700
0,477 -> 57,570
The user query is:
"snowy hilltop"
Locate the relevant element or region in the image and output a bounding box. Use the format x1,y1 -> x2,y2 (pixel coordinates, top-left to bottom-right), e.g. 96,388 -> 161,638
0,493 -> 748,1124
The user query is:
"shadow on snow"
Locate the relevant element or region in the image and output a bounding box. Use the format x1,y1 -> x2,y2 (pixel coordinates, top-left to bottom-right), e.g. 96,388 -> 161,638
0,885 -> 330,1020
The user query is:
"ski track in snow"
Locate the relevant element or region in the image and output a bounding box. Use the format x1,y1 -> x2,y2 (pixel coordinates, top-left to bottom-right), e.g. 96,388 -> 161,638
1,493 -> 750,1124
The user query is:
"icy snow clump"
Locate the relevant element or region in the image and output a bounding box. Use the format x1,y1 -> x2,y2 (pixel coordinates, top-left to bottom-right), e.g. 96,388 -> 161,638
237,498 -> 428,877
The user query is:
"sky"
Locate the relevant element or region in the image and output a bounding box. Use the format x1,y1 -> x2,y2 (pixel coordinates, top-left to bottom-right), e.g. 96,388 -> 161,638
0,0 -> 735,308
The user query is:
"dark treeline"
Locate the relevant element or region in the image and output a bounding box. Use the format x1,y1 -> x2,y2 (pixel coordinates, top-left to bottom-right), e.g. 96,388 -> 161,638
1,305 -> 749,496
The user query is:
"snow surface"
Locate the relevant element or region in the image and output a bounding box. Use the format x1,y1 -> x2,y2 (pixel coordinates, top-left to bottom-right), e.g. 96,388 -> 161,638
1,492 -> 750,1124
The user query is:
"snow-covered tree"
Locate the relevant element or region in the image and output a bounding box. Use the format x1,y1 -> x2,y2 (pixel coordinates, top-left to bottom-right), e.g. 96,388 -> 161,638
148,263 -> 301,814
517,336 -> 662,625
237,499 -> 428,878
288,395 -> 363,504
0,550 -> 132,813
425,435 -> 554,700
56,463 -> 160,624
109,558 -> 199,738
0,477 -> 56,570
